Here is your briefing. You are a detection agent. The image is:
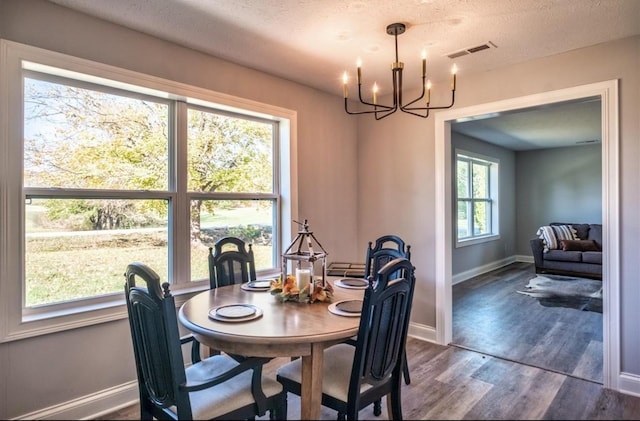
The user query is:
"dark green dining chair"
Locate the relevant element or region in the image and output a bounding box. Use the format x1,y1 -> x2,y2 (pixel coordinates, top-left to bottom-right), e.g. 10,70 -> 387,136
124,262 -> 286,420
208,236 -> 257,289
207,236 -> 258,358
365,235 -> 413,386
276,257 -> 416,420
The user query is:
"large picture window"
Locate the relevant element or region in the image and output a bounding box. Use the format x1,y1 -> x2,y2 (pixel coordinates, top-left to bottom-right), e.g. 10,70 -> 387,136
0,40 -> 294,339
24,76 -> 172,307
23,73 -> 278,309
456,151 -> 499,245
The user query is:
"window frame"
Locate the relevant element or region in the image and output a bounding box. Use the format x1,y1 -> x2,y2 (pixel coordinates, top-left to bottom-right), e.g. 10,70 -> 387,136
0,39 -> 297,342
454,149 -> 500,247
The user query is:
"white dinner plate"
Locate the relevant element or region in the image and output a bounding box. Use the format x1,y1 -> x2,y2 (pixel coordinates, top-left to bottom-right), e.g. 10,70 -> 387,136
241,279 -> 272,291
209,304 -> 263,322
334,278 -> 369,290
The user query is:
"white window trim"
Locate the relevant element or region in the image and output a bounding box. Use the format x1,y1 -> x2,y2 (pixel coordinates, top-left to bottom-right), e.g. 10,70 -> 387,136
0,39 -> 298,342
454,148 -> 500,248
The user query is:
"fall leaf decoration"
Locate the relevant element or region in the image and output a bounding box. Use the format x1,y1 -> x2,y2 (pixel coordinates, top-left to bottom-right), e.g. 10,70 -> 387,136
270,273 -> 333,303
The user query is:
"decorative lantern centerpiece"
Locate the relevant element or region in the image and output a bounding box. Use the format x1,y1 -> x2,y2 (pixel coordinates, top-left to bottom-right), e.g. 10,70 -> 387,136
271,219 -> 332,303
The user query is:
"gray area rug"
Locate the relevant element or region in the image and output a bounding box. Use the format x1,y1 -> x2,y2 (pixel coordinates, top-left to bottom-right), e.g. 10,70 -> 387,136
517,274 -> 602,313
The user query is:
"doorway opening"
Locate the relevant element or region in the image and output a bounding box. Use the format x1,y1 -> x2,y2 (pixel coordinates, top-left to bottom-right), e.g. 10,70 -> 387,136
434,80 -> 619,389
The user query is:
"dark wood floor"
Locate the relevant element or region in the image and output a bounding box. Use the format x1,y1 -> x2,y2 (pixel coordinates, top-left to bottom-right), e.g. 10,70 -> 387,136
98,263 -> 640,420
98,336 -> 640,420
452,262 -> 602,383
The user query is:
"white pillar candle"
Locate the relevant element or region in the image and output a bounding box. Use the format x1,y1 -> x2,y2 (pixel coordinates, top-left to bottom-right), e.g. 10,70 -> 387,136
296,268 -> 311,293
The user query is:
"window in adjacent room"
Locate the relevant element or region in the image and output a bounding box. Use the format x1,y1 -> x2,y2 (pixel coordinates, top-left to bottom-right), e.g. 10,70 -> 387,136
455,150 -> 500,246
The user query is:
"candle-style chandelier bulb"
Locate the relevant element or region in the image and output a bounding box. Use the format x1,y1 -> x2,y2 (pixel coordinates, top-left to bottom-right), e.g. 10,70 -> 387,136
342,22 -> 457,120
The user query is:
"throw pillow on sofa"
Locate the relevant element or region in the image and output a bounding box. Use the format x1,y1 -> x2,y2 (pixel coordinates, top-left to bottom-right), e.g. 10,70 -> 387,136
560,239 -> 600,252
537,225 -> 577,252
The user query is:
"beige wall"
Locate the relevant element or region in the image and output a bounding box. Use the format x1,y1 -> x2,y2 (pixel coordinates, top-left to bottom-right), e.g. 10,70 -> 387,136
357,34 -> 640,376
1,0 -> 639,417
450,132 -> 517,275
516,144 -> 602,255
0,0 -> 358,418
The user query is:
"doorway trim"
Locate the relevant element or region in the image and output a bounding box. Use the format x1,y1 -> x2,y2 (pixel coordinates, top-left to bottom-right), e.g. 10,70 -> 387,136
434,80 -> 619,389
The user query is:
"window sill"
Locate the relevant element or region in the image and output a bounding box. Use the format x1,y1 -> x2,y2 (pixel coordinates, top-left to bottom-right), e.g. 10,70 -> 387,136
3,282 -> 213,344
456,234 -> 501,248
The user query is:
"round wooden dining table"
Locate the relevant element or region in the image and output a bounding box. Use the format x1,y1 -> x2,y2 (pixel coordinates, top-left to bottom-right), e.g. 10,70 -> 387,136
178,280 -> 365,420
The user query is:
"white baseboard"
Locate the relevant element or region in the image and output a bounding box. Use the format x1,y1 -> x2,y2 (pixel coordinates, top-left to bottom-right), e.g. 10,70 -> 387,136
408,321 -> 437,343
517,254 -> 534,263
619,372 -> 640,398
452,256 -> 517,285
451,255 -> 535,285
14,381 -> 138,421
13,324 -> 436,421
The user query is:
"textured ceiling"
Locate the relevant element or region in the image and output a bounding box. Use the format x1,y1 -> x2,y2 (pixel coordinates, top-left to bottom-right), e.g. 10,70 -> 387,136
48,0 -> 640,95
46,0 -> 639,150
452,97 -> 603,151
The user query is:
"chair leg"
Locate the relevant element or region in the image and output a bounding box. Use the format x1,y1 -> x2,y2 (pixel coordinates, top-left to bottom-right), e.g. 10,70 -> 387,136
272,394 -> 287,420
140,406 -> 153,420
402,351 -> 411,385
373,399 -> 382,416
388,386 -> 403,421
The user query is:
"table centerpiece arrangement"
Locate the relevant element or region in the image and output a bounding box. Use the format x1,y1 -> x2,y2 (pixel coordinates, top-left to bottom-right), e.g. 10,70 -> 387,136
272,219 -> 333,303
269,273 -> 333,303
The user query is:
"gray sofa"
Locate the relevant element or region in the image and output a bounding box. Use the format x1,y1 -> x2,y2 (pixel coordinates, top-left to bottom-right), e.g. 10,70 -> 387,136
530,222 -> 602,279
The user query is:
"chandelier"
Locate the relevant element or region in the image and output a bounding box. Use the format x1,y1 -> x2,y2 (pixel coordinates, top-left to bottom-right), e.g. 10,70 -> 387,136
342,22 -> 457,120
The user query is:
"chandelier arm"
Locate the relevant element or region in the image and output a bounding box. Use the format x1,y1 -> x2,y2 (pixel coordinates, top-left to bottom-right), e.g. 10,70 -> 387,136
400,76 -> 427,109
402,90 -> 456,112
375,69 -> 401,119
344,99 -> 395,115
401,108 -> 430,118
345,84 -> 394,114
374,108 -> 398,120
357,82 -> 394,110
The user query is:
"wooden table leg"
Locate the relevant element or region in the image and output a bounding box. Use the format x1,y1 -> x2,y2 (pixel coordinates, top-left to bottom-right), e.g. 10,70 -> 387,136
300,342 -> 324,420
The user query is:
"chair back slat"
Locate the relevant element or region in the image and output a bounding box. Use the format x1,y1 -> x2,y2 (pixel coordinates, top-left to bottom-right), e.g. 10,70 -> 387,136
208,237 -> 257,289
124,263 -> 190,414
350,257 -> 416,401
365,234 -> 411,279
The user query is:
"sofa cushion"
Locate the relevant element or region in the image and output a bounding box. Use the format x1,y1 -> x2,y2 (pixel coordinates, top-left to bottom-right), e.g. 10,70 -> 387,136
544,249 -> 582,262
582,251 -> 602,265
537,225 -> 577,252
552,222 -> 590,240
588,224 -> 603,250
560,239 -> 600,252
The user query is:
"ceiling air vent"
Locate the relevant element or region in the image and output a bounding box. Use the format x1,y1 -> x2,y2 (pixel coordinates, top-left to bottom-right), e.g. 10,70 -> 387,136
447,41 -> 496,59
